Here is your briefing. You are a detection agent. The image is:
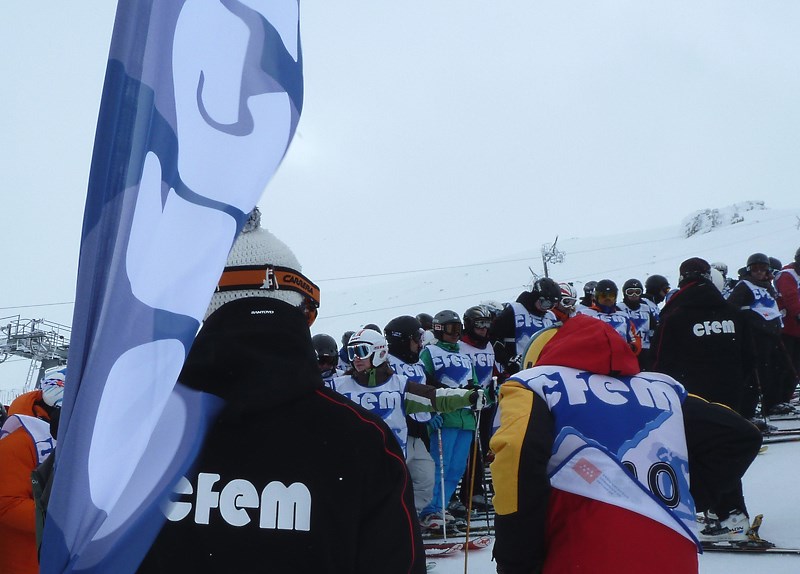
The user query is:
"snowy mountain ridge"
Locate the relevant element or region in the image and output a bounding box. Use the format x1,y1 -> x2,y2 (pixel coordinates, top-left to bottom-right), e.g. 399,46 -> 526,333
311,203 -> 800,342
681,200 -> 767,238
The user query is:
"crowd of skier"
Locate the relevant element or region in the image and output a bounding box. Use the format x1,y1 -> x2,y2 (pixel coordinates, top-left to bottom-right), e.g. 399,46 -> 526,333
2,203 -> 799,573
313,248 -> 800,547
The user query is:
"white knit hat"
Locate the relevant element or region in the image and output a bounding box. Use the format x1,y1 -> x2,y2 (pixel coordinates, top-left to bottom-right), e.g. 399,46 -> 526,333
205,208 -> 318,320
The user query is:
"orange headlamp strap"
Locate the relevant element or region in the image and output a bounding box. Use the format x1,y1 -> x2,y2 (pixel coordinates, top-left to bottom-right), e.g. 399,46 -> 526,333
216,265 -> 321,308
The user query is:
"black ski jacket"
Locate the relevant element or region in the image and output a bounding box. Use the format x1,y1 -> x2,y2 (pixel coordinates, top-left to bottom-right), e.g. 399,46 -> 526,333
138,297 -> 424,574
726,274 -> 782,337
651,280 -> 752,411
490,291 -> 547,370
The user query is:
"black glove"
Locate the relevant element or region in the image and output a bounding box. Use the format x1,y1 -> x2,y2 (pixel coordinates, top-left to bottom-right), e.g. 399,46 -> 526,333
505,361 -> 521,376
469,389 -> 488,410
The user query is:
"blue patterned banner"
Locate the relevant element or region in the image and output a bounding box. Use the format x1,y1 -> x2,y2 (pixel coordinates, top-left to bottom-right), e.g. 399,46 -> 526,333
40,2 -> 302,572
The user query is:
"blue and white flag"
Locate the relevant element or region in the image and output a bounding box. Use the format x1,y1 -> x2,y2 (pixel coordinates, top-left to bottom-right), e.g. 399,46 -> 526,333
40,2 -> 302,572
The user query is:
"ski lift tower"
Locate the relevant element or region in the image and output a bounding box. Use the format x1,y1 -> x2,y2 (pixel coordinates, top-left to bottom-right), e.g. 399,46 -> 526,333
541,236 -> 566,278
0,315 -> 70,400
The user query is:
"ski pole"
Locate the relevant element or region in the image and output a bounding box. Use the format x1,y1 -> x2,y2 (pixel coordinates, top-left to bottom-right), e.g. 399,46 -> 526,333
437,428 -> 447,542
464,407 -> 482,574
777,338 -> 800,399
474,418 -> 493,536
747,334 -> 769,427
476,377 -> 498,536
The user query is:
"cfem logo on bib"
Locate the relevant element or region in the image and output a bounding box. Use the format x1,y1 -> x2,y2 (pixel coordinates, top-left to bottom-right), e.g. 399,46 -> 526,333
164,473 -> 311,531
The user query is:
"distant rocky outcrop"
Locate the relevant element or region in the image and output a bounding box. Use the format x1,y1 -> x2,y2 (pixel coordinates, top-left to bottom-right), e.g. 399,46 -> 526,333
681,201 -> 766,238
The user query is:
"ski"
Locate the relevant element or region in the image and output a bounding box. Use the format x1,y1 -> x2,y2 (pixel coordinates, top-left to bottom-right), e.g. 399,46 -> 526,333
702,542 -> 800,555
762,434 -> 800,445
766,413 -> 800,422
463,535 -> 493,550
423,535 -> 493,554
421,522 -> 494,539
763,428 -> 800,437
700,513 -> 800,554
423,541 -> 463,557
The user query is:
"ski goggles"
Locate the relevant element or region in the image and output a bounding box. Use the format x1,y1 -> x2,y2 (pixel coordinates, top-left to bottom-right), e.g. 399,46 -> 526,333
317,354 -> 337,367
386,328 -> 424,343
472,319 -> 492,330
347,343 -> 374,361
536,297 -> 556,310
434,322 -> 462,336
217,264 -> 320,326
624,287 -> 643,297
560,297 -> 577,308
302,298 -> 319,327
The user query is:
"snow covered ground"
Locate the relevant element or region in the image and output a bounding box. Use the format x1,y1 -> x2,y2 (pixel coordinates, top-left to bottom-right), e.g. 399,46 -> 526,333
432,417 -> 800,573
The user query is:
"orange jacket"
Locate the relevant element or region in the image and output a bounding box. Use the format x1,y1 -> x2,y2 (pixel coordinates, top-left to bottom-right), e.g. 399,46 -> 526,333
0,391 -> 51,574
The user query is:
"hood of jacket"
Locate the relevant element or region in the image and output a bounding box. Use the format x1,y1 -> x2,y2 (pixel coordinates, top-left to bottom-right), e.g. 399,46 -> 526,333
179,297 -> 323,415
7,390 -> 49,419
535,314 -> 640,377
662,279 -> 726,310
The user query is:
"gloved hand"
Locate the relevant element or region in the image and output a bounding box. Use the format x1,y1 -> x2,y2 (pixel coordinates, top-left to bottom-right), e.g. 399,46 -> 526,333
470,388 -> 489,410
505,356 -> 522,375
487,378 -> 498,403
428,414 -> 444,432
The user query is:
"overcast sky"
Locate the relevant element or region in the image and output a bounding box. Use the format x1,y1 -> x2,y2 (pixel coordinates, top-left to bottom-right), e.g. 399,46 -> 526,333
2,1 -> 799,326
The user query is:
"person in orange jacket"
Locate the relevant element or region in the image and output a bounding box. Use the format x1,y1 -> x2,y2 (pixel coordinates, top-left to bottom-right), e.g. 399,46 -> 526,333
0,368 -> 65,574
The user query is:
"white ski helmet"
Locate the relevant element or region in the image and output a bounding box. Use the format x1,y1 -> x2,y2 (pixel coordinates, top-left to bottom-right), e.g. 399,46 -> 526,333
347,328 -> 389,367
557,282 -> 578,310
709,268 -> 726,292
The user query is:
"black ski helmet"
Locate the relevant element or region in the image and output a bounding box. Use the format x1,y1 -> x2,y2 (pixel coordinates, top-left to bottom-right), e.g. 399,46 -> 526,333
341,330 -> 355,347
384,315 -> 424,363
622,278 -> 643,300
645,274 -> 669,294
416,313 -> 434,331
531,277 -> 561,303
312,334 -> 338,360
432,310 -> 462,340
594,279 -> 618,299
363,323 -> 381,333
583,280 -> 598,297
769,257 -> 782,275
463,305 -> 492,345
746,252 -> 770,270
480,300 -> 504,319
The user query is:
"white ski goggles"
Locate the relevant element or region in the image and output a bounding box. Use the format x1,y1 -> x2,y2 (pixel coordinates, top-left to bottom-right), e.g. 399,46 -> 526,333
347,343 -> 374,361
